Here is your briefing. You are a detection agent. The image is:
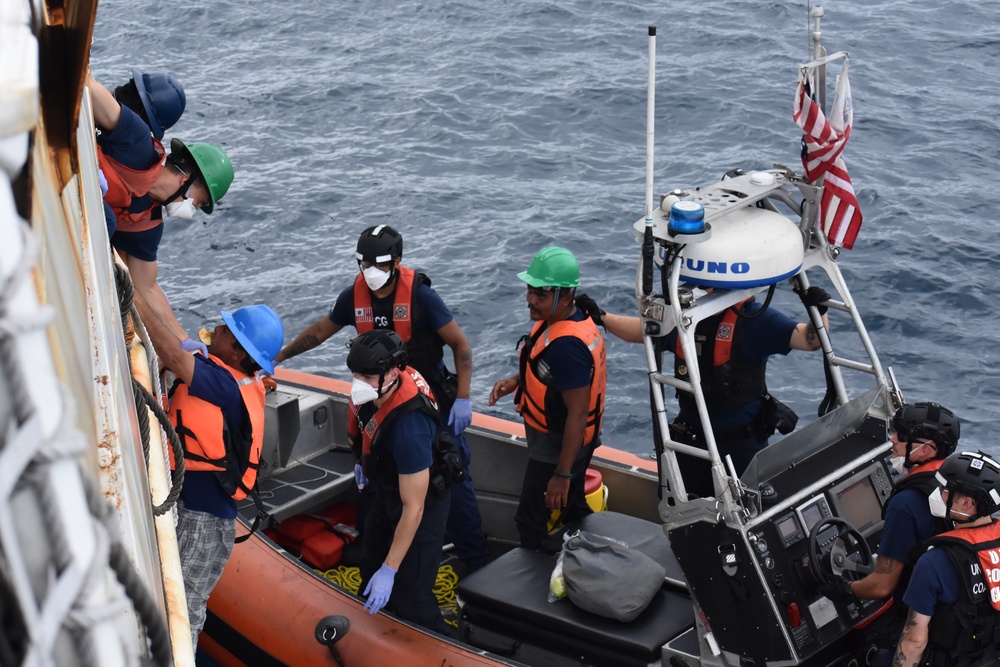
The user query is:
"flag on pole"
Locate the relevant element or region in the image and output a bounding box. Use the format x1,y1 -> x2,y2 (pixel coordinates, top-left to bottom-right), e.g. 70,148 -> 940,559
793,59 -> 863,249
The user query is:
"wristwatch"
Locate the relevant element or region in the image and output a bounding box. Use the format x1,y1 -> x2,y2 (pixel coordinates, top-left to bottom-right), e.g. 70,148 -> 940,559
553,470 -> 573,479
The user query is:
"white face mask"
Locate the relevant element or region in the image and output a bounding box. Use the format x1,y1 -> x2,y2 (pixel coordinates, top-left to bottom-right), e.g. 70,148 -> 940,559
350,377 -> 380,405
165,198 -> 199,219
929,487 -> 976,521
928,487 -> 948,518
362,265 -> 392,291
890,456 -> 908,476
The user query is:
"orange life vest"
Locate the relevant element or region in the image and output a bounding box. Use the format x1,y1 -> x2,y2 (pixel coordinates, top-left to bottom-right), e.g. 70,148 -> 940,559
517,317 -> 606,444
347,366 -> 438,459
932,520 -> 1000,613
920,520 -> 1000,665
909,459 -> 946,477
675,305 -> 742,366
353,266 -> 419,342
167,354 -> 266,500
674,300 -> 768,413
97,140 -> 165,233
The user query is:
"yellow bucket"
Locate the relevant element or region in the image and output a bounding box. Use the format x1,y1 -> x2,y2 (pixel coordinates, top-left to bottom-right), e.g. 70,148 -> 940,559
548,468 -> 608,532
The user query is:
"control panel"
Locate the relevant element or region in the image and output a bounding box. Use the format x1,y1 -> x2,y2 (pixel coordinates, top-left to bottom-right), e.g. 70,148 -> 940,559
744,460 -> 891,659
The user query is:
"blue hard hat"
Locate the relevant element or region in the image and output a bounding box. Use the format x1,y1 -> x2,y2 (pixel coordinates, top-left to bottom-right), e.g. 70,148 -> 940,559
221,305 -> 284,375
132,67 -> 186,140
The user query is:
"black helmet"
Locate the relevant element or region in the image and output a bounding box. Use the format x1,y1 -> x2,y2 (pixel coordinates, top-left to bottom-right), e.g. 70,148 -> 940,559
892,402 -> 960,458
935,451 -> 1000,518
346,330 -> 407,376
356,225 -> 403,265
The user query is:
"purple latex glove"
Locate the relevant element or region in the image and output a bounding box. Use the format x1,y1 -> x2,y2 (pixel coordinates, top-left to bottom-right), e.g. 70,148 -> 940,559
354,462 -> 368,489
97,168 -> 109,196
448,397 -> 472,435
180,338 -> 208,357
363,563 -> 396,614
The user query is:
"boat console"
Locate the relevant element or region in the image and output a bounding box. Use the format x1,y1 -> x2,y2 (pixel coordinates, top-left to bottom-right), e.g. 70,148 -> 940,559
628,144 -> 900,664
667,402 -> 893,665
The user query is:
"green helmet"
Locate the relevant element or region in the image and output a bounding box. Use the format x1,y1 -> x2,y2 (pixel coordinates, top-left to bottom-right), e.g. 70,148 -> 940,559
517,246 -> 580,288
170,138 -> 234,214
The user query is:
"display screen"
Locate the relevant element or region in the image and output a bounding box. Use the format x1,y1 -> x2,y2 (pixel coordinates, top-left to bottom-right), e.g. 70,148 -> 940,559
776,515 -> 800,541
834,476 -> 881,532
800,501 -> 824,532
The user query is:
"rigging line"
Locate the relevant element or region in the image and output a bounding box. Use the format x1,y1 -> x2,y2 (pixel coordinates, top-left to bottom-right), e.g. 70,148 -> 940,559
132,378 -> 185,515
132,378 -> 152,462
0,221 -> 48,425
113,258 -> 184,514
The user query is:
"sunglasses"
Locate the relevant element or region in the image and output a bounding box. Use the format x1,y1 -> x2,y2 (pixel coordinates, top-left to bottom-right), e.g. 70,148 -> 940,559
526,285 -> 556,298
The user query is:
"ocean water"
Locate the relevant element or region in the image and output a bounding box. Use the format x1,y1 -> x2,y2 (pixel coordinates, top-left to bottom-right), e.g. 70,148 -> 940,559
92,0 -> 1000,457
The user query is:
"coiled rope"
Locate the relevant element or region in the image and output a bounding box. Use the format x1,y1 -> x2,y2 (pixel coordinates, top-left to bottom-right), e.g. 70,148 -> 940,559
318,563 -> 461,628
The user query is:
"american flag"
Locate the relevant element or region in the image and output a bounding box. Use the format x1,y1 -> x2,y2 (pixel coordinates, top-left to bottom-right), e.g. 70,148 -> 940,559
792,59 -> 863,249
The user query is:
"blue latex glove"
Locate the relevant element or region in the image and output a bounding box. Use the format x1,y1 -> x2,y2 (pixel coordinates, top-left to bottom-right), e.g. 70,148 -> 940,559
180,338 -> 208,357
97,168 -> 109,196
448,398 -> 473,435
363,564 -> 396,614
354,462 -> 368,489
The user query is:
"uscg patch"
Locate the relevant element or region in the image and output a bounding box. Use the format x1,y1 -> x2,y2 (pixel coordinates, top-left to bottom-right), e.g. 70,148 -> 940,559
355,307 -> 373,323
718,324 -> 734,340
678,364 -> 688,377
394,305 -> 409,321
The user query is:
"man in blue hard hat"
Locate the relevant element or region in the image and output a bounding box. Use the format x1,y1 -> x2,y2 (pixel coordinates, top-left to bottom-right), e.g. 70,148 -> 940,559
575,284 -> 828,498
145,302 -> 283,648
96,68 -> 187,250
276,225 -> 489,573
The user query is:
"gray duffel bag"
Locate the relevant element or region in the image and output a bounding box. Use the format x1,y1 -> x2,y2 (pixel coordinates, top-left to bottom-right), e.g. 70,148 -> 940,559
561,530 -> 665,622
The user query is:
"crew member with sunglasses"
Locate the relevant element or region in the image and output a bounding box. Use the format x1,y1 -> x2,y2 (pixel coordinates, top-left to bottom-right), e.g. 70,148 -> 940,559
489,246 -> 607,551
573,283 -> 829,498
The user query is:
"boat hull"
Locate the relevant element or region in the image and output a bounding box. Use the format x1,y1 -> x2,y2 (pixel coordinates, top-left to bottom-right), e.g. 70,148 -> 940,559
201,368 -> 661,666
203,523 -> 503,666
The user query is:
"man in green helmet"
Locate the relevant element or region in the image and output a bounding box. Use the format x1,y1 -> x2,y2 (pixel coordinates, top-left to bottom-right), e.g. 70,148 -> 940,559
89,72 -> 234,356
489,247 -> 607,550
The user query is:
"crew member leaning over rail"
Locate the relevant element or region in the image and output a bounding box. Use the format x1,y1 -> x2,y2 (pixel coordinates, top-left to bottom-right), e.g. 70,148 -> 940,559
88,71 -> 234,359
111,67 -> 186,142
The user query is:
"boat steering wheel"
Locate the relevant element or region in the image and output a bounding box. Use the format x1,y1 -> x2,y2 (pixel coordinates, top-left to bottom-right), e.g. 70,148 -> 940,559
807,517 -> 874,585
